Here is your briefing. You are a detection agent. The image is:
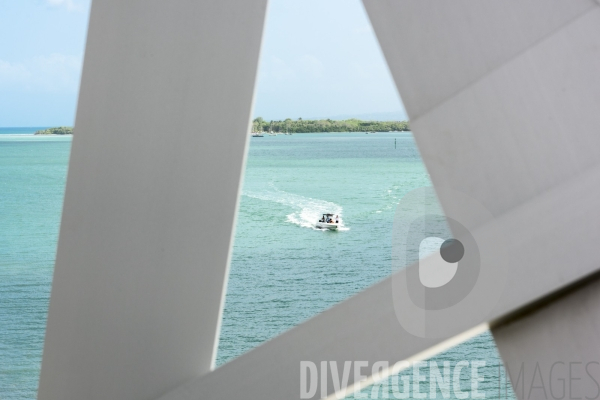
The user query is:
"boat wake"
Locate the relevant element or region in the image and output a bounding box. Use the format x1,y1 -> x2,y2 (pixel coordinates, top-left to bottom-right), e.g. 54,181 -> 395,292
243,186 -> 348,231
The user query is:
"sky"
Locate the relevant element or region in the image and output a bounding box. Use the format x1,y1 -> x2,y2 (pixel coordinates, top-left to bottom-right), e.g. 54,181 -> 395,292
0,0 -> 406,127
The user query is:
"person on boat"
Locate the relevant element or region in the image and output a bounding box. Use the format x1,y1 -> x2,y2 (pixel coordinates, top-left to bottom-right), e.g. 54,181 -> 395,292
326,217 -> 331,223
335,215 -> 339,224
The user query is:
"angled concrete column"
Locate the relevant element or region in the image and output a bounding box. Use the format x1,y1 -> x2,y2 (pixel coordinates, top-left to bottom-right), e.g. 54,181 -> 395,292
363,0 -> 599,230
492,276 -> 600,400
38,1 -> 267,399
364,1 -> 600,400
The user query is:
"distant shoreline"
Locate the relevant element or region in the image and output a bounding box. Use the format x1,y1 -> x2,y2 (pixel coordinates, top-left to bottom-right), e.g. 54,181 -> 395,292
251,117 -> 409,134
34,127 -> 73,135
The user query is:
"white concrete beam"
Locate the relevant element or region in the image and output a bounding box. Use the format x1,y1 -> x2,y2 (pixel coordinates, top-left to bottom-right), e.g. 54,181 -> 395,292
364,0 -> 600,231
492,276 -> 600,400
38,1 -> 267,399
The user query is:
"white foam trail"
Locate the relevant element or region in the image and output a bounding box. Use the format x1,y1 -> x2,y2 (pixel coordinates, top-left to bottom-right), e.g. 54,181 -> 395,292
243,187 -> 348,231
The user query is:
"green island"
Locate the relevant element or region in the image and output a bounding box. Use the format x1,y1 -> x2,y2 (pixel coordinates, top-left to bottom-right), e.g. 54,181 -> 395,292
34,127 -> 73,135
252,117 -> 409,133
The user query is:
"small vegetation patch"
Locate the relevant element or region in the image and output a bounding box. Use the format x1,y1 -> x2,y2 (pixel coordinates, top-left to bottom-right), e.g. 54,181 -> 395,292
34,127 -> 73,135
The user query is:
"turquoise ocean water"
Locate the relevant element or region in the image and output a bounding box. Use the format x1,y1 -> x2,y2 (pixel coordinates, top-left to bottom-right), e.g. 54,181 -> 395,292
0,129 -> 514,399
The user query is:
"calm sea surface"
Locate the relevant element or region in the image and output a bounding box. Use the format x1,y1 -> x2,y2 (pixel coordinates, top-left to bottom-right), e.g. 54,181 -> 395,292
0,129 -> 514,399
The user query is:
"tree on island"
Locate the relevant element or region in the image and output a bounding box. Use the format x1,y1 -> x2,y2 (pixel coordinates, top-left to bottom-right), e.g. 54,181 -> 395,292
252,117 -> 265,133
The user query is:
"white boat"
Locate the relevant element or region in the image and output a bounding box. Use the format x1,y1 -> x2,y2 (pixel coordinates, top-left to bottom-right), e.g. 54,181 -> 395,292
316,213 -> 339,230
